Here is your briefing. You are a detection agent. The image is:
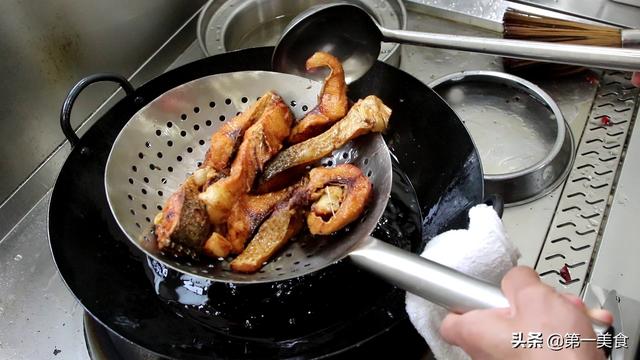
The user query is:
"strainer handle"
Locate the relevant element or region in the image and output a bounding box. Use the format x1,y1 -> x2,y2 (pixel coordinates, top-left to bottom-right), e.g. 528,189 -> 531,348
349,238 -> 611,335
60,74 -> 135,148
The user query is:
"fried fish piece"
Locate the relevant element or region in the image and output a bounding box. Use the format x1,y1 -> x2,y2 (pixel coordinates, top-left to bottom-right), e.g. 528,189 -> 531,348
306,164 -> 372,235
155,177 -> 211,257
199,99 -> 293,246
289,52 -> 348,143
259,95 -> 390,192
201,91 -> 280,171
230,194 -> 307,273
226,182 -> 301,255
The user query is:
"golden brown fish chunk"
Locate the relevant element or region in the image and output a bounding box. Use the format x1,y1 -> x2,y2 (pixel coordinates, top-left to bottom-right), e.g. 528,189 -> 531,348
155,178 -> 211,257
199,99 -> 294,255
201,91 -> 280,171
259,95 -> 390,192
289,52 -> 348,143
306,164 -> 372,235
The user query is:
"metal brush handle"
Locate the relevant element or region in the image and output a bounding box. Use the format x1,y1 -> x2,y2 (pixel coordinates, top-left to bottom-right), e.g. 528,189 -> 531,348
379,27 -> 640,72
349,238 -> 612,335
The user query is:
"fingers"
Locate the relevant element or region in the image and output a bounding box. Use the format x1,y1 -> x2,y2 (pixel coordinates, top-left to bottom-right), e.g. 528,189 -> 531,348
562,293 -> 586,310
632,72 -> 640,87
501,266 -> 541,313
587,308 -> 614,326
441,308 -> 512,349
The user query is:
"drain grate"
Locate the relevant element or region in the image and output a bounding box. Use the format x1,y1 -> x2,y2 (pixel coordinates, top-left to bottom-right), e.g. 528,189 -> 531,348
535,71 -> 639,294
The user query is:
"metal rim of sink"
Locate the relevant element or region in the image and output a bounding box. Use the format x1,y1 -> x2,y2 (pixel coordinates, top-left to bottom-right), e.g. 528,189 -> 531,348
429,70 -> 576,206
196,0 -> 406,67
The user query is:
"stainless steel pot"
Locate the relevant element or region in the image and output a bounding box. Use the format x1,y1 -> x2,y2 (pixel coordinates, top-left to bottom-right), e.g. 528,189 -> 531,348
197,0 -> 406,67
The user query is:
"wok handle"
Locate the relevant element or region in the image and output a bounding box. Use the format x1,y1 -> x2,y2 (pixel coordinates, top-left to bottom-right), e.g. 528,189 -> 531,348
349,238 -> 611,334
378,27 -> 640,72
60,74 -> 135,148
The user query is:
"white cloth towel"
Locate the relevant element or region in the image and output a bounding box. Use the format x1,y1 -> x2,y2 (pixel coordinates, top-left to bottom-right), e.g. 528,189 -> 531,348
405,204 -> 520,360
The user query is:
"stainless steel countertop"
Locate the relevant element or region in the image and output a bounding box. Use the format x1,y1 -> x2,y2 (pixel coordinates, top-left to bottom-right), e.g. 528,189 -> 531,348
0,8 -> 636,360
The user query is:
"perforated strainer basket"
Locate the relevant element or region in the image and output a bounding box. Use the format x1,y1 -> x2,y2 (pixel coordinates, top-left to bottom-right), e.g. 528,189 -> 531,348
105,70 -> 520,319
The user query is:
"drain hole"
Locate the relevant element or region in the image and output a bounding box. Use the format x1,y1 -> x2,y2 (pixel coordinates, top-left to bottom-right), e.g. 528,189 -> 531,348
145,141 -> 151,148
241,97 -> 248,103
197,161 -> 202,167
363,158 -> 369,165
294,261 -> 300,265
143,177 -> 149,183
155,130 -> 161,136
157,152 -> 163,158
130,209 -> 135,215
145,217 -> 151,223
157,190 -> 164,196
302,105 -> 308,111
275,267 -> 282,271
187,147 -> 193,153
131,165 -> 137,172
326,160 -> 333,166
285,252 -> 292,257
177,156 -> 182,162
138,152 -> 144,159
194,124 -> 200,131
225,98 -> 231,105
205,120 -> 212,126
342,152 -> 348,159
236,112 -> 241,116
141,204 -> 147,210
367,170 -> 372,177
128,178 -> 134,184
181,114 -> 187,120
199,139 -> 205,145
149,164 -> 156,170
168,166 -> 174,172
194,107 -> 200,113
219,115 -> 226,121
304,263 -> 310,267
167,121 -> 173,128
209,101 -> 216,108
180,130 -> 187,137
127,194 -> 133,200
167,140 -> 173,147
157,205 -> 162,211
135,222 -> 141,228
290,100 -> 297,107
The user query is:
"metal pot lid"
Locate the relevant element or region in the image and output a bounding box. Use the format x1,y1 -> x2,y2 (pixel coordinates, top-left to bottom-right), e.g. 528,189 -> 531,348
430,70 -> 575,206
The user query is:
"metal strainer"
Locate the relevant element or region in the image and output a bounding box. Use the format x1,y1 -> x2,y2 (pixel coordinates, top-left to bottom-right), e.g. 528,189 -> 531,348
105,70 -> 510,316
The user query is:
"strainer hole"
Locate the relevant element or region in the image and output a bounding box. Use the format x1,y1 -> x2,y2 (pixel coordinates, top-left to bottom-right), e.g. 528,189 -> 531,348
141,204 -> 147,210
135,222 -> 140,228
149,164 -> 156,170
145,141 -> 151,148
141,189 -> 147,195
128,178 -> 134,184
131,165 -> 137,172
138,152 -> 144,159
181,114 -> 187,120
241,97 -> 248,103
177,156 -> 183,162
290,100 -> 297,107
342,153 -> 348,159
304,263 -> 311,267
130,209 -> 135,215
197,161 -> 202,167
302,105 -> 308,111
209,101 -> 216,108
306,254 -> 314,258
167,121 -> 173,128
327,160 -> 333,166
157,205 -> 162,211
275,267 -> 282,271
285,253 -> 292,257
364,158 -> 369,165
187,147 -> 193,153
205,120 -> 212,126
224,98 -> 231,105
127,194 -> 133,200
199,139 -> 205,146
157,190 -> 164,197
256,96 -> 261,101
294,261 -> 300,265
157,152 -> 163,158
145,217 -> 151,223
155,130 -> 161,136
180,130 -> 187,137
219,115 -> 225,122
168,166 -> 174,172
194,124 -> 200,131
167,140 -> 173,147
161,178 -> 167,184
193,107 -> 200,113
258,270 -> 265,273
236,111 -> 242,116
367,170 -> 372,177
143,177 -> 149,183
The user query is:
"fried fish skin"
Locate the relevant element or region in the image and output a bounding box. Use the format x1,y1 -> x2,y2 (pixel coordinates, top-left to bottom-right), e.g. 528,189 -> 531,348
155,177 -> 211,257
306,164 -> 372,235
202,91 -> 280,171
289,52 -> 348,143
199,99 -> 293,231
226,181 -> 302,255
259,95 -> 390,192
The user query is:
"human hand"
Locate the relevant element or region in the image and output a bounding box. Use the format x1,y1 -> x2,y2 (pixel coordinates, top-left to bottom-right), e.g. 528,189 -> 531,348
440,266 -> 613,360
